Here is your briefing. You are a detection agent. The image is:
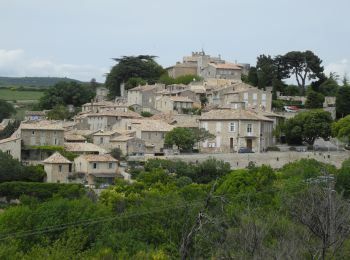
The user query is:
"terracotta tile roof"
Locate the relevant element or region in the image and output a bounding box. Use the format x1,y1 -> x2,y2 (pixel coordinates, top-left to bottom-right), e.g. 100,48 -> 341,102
169,96 -> 194,102
0,136 -> 20,144
110,135 -> 136,142
87,111 -> 141,118
93,129 -> 135,136
43,152 -> 71,164
199,109 -> 273,121
64,142 -> 107,153
64,133 -> 87,141
209,62 -> 243,70
82,101 -> 115,107
79,154 -> 118,162
66,129 -> 99,136
128,85 -> 158,92
21,120 -> 64,130
129,119 -> 174,132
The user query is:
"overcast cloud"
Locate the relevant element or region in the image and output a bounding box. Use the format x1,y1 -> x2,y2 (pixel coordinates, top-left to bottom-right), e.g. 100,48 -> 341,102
0,0 -> 349,82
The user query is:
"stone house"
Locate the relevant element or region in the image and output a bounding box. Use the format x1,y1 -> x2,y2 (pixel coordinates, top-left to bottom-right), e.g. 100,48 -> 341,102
207,83 -> 272,112
110,135 -> 145,156
202,63 -> 242,80
0,136 -> 21,160
64,133 -> 87,143
127,84 -> 165,113
92,129 -> 135,151
74,154 -> 119,186
81,100 -> 128,113
199,109 -> 274,153
24,111 -> 47,121
155,96 -> 194,113
43,152 -> 72,183
86,111 -> 141,131
20,121 -> 65,147
166,63 -> 198,78
127,119 -> 174,154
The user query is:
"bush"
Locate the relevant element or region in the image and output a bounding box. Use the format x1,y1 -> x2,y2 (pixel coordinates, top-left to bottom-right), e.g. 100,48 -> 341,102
0,182 -> 86,200
140,111 -> 153,117
266,146 -> 280,151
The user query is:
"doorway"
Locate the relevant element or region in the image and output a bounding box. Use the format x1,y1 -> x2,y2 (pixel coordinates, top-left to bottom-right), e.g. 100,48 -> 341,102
246,139 -> 252,149
230,138 -> 234,150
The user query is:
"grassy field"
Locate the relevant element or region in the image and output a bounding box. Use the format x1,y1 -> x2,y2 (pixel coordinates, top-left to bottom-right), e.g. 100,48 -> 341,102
0,89 -> 44,101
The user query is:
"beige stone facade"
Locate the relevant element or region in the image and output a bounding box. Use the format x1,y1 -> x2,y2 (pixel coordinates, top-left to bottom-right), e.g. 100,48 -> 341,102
155,96 -> 194,113
74,154 -> 119,186
20,121 -> 64,147
199,109 -> 274,153
0,137 -> 21,160
127,119 -> 174,153
43,152 -> 72,183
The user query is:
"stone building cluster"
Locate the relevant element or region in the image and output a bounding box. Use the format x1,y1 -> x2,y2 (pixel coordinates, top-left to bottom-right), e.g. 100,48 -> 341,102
0,51 -> 283,187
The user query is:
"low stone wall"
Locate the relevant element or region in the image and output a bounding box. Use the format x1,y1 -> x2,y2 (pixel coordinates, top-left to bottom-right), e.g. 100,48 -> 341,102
163,151 -> 350,169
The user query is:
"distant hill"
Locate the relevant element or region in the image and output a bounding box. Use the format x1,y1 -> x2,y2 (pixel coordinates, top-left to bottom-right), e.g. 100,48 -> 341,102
0,77 -> 83,88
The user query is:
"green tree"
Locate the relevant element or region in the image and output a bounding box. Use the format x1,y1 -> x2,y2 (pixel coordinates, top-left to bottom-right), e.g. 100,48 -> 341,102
125,77 -> 147,89
318,76 -> 339,96
336,86 -> 350,118
332,114 -> 350,145
282,50 -> 324,95
284,110 -> 333,145
305,90 -> 325,109
105,55 -> 164,96
39,81 -> 95,109
0,120 -> 20,139
165,127 -> 196,152
47,105 -> 70,120
246,66 -> 258,86
0,100 -> 15,121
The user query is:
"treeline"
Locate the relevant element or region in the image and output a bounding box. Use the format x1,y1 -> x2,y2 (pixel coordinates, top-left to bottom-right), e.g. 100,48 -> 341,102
0,76 -> 81,88
1,157 -> 350,258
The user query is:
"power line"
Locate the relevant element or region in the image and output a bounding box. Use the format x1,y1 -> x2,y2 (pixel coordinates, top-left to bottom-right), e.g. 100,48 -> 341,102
0,200 -> 204,241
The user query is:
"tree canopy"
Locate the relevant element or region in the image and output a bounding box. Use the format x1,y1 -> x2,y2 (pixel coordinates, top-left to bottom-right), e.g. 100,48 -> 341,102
38,81 -> 95,109
105,55 -> 165,96
332,114 -> 350,145
336,86 -> 350,118
305,90 -> 325,109
0,100 -> 15,122
284,110 -> 333,145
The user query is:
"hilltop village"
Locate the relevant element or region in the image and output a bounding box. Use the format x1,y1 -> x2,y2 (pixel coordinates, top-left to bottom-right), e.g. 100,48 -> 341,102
0,51 -> 345,188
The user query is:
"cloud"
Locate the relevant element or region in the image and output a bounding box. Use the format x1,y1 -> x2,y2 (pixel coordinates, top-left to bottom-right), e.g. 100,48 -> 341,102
324,59 -> 350,79
0,49 -> 107,82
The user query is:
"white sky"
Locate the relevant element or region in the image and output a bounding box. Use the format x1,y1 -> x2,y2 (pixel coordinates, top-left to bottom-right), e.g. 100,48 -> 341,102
0,0 -> 349,82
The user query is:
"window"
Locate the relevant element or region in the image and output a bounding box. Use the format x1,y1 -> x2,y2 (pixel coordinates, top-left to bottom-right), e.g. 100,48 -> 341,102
262,94 -> 266,101
6,150 -> 10,155
32,131 -> 35,135
109,163 -> 113,169
247,124 -> 252,133
202,122 -> 208,131
93,163 -> 97,169
243,92 -> 248,101
253,93 -> 257,100
100,137 -> 103,144
229,122 -> 235,132
54,138 -> 57,145
59,165 -> 62,172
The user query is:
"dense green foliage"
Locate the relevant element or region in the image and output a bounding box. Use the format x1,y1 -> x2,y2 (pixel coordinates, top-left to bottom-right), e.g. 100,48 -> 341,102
1,158 -> 350,258
47,105 -> 72,120
0,182 -> 85,200
0,100 -> 15,121
332,114 -> 350,145
0,76 -> 81,88
38,81 -> 95,109
158,74 -> 201,85
165,127 -> 214,152
305,90 -> 325,109
0,151 -> 45,183
336,86 -> 350,118
105,55 -> 165,96
0,120 -> 20,140
284,110 -> 333,145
